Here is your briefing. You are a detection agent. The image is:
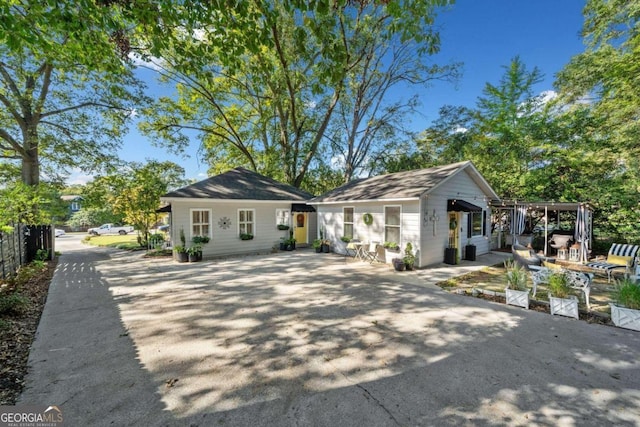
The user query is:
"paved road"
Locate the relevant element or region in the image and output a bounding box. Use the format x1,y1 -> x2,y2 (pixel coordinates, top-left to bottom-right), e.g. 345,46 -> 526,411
19,239 -> 640,426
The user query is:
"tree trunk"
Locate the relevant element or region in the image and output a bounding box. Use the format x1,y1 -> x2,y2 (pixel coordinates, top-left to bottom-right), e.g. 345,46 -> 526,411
21,147 -> 40,186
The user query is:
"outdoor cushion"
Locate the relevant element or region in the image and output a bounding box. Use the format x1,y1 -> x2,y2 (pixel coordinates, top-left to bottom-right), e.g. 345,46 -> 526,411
543,261 -> 562,270
606,255 -> 632,266
515,250 -> 532,258
586,243 -> 640,282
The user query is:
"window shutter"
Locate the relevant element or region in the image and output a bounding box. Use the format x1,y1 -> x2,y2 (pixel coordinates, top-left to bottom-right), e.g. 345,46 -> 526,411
483,211 -> 487,236
467,214 -> 472,239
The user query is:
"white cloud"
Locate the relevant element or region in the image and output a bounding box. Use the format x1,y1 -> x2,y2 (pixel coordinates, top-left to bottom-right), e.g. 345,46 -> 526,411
129,52 -> 165,72
65,168 -> 94,186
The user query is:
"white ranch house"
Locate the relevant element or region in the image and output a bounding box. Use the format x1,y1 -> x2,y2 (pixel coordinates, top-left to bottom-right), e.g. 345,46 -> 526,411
308,161 -> 500,268
160,167 -> 317,258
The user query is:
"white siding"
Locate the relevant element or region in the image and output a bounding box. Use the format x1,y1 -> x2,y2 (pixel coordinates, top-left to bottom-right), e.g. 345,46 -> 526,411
171,200 -> 300,257
316,201 -> 420,262
420,169 -> 492,266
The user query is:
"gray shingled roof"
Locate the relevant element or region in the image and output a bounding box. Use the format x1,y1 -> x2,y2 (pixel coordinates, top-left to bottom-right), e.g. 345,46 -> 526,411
309,161 -> 494,203
162,167 -> 313,201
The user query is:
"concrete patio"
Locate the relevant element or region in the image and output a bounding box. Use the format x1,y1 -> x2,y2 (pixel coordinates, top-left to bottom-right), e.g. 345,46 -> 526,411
20,242 -> 640,426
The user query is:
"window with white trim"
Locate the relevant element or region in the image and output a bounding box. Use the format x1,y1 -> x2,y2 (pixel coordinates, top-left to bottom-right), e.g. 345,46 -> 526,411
276,209 -> 290,226
191,209 -> 211,237
384,206 -> 401,244
238,209 -> 255,235
343,207 -> 354,239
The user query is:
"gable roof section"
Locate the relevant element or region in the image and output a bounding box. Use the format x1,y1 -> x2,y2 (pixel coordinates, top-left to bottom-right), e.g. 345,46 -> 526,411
162,167 -> 313,201
309,161 -> 499,204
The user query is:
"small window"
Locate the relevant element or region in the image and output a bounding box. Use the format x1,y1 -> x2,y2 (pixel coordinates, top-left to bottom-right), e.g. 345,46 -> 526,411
384,206 -> 401,244
471,211 -> 482,237
276,209 -> 290,226
343,207 -> 354,239
191,209 -> 211,237
238,209 -> 255,235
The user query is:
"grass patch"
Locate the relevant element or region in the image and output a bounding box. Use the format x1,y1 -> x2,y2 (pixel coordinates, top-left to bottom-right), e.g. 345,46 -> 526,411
83,234 -> 141,250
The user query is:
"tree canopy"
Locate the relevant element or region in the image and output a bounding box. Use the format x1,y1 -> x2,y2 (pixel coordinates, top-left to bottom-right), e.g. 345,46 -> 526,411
138,0 -> 455,192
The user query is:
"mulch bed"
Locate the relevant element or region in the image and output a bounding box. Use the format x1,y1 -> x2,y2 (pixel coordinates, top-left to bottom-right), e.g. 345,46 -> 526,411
0,260 -> 57,405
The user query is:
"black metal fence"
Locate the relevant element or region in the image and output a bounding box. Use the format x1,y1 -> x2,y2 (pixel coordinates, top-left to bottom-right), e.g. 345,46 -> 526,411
0,224 -> 53,280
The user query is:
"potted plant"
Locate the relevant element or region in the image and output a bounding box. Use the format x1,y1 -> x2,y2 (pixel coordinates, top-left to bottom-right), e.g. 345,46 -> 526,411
279,237 -> 287,251
284,237 -> 296,251
403,243 -> 416,270
392,258 -> 406,271
610,278 -> 640,331
340,236 -> 351,243
444,246 -> 457,265
192,235 -> 210,245
187,245 -> 202,262
383,241 -> 399,252
312,239 -> 322,253
179,227 -> 186,247
504,259 -> 529,309
173,245 -> 188,263
548,271 -> 578,319
321,239 -> 330,253
277,224 -> 290,230
465,239 -> 476,261
191,235 -> 209,260
240,233 -> 254,240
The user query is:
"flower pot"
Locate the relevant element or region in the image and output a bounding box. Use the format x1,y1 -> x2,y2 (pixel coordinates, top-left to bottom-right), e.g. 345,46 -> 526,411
444,247 -> 457,265
315,247 -> 322,253
285,244 -> 293,251
610,304 -> 640,331
322,244 -> 330,253
405,263 -> 414,271
549,295 -> 579,319
176,252 -> 188,263
505,288 -> 529,309
280,242 -> 286,251
465,244 -> 476,261
188,253 -> 199,262
392,258 -> 405,271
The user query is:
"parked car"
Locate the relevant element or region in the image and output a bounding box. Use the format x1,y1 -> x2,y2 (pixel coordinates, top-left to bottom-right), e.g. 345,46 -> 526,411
55,229 -> 65,237
87,223 -> 134,236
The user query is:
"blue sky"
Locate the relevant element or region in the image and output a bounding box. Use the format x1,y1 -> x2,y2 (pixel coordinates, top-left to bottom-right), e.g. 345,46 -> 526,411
68,0 -> 586,184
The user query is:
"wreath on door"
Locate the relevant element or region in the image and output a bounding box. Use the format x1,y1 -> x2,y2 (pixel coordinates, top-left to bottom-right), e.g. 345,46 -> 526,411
449,218 -> 457,230
363,213 -> 373,226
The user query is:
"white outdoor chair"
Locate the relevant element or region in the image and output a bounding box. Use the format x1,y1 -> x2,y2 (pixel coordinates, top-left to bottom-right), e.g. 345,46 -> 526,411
365,242 -> 380,263
530,266 -> 593,310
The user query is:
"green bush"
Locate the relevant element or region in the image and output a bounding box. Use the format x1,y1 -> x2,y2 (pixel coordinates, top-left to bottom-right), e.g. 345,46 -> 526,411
0,292 -> 28,315
504,259 -> 527,291
548,272 -> 571,298
614,278 -> 640,310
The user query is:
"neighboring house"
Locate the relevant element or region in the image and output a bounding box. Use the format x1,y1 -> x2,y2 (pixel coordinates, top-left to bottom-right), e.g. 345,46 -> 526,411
160,167 -> 317,258
307,161 -> 500,268
60,195 -> 83,216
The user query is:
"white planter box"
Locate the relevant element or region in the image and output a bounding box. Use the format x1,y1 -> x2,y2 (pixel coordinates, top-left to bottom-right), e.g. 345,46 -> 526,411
549,295 -> 579,319
610,304 -> 640,332
505,288 -> 529,309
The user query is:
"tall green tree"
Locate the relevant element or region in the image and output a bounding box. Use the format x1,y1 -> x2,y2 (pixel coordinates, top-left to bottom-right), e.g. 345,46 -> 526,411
139,0 -> 454,188
0,1 -> 149,186
416,57 -> 547,198
555,0 -> 640,240
88,161 -> 186,245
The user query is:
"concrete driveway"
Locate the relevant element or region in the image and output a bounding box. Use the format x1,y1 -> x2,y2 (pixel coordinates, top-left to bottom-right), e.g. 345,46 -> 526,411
20,241 -> 640,426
